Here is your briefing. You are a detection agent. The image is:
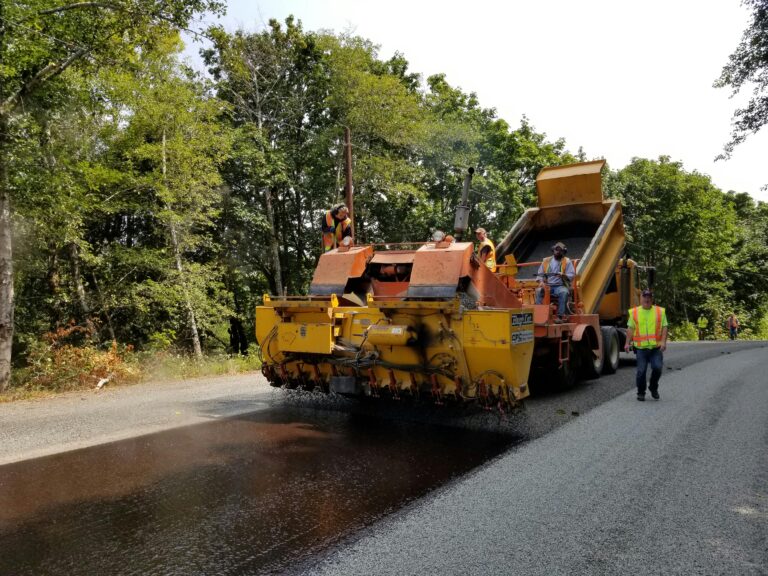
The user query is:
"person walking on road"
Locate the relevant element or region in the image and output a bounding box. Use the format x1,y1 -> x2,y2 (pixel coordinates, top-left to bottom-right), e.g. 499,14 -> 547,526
696,314 -> 708,341
625,289 -> 669,401
726,313 -> 740,340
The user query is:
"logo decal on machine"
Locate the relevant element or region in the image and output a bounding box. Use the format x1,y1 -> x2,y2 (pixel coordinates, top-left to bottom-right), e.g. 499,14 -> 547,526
512,330 -> 534,345
511,312 -> 533,327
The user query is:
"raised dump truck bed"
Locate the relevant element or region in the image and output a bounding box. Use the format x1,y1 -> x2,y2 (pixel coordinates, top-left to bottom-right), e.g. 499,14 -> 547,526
496,160 -> 627,316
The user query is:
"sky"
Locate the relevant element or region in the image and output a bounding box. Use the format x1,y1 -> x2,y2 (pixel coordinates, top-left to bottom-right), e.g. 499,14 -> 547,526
184,0 -> 768,201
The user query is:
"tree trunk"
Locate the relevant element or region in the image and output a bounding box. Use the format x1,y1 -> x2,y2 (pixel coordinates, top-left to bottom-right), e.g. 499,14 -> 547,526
46,241 -> 62,328
162,127 -> 202,359
91,272 -> 116,342
263,185 -> 283,295
0,116 -> 13,391
68,243 -> 96,336
170,221 -> 203,358
251,68 -> 283,296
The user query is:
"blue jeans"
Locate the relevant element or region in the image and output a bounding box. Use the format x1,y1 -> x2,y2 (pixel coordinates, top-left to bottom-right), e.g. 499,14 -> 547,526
535,285 -> 570,316
635,347 -> 663,395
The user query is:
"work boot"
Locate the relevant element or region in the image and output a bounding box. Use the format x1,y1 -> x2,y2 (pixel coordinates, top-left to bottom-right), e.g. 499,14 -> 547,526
651,390 -> 660,400
636,393 -> 645,401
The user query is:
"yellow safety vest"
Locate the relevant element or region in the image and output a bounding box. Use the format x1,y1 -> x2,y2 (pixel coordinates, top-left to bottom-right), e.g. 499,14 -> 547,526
630,305 -> 665,349
478,238 -> 496,272
541,256 -> 571,287
323,211 -> 351,251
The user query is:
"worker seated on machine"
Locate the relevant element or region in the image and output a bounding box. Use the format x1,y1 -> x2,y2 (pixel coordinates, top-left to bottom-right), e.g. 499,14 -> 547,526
535,242 -> 575,323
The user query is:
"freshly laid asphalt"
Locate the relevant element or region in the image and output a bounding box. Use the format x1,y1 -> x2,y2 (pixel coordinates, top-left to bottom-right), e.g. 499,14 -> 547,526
310,343 -> 768,576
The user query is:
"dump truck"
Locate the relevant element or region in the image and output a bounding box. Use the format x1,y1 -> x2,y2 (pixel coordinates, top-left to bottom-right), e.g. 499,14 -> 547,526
495,159 -> 649,386
255,159 -> 648,408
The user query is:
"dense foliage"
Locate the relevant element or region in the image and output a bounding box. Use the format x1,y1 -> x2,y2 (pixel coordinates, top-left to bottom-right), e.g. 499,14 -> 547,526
715,0 -> 768,159
2,9 -> 767,390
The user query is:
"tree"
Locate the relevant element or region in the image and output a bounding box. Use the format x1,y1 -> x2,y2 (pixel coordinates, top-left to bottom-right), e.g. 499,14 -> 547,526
205,17 -> 333,295
102,37 -> 231,356
611,157 -> 737,323
0,0 -> 224,389
715,0 -> 768,159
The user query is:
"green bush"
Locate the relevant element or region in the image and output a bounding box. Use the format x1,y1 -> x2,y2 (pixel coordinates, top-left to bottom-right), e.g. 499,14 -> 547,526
669,320 -> 698,342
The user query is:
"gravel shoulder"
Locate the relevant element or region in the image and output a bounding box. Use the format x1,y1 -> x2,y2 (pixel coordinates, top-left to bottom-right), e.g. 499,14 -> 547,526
311,345 -> 768,576
0,373 -> 270,465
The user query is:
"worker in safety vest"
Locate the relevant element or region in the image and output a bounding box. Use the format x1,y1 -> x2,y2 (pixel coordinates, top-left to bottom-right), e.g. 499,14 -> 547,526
726,313 -> 740,340
474,227 -> 497,273
535,241 -> 575,322
321,204 -> 352,252
696,314 -> 708,341
625,289 -> 669,401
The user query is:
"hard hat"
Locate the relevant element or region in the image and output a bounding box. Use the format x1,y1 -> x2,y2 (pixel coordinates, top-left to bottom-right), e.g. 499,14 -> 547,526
475,227 -> 487,235
552,242 -> 567,253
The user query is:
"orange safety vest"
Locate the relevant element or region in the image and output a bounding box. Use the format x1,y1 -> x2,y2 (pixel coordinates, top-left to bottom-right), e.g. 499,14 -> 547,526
541,256 -> 571,287
631,305 -> 664,348
478,238 -> 497,272
322,211 -> 351,251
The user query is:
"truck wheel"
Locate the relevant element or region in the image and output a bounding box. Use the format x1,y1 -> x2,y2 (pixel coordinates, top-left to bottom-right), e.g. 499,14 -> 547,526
601,326 -> 620,374
579,339 -> 603,380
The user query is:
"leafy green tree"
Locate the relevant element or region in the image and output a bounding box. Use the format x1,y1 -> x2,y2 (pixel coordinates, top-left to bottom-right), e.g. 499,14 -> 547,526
101,36 -> 231,357
0,0 -> 224,388
421,73 -> 576,242
612,157 -> 737,322
723,192 -> 768,334
715,0 -> 768,160
205,17 -> 332,295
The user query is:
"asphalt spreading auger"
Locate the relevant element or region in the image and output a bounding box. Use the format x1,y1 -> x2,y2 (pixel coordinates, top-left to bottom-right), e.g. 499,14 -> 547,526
256,160 -> 653,412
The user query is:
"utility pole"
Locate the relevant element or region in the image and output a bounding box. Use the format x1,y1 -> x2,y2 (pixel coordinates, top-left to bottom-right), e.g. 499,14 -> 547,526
344,126 -> 354,241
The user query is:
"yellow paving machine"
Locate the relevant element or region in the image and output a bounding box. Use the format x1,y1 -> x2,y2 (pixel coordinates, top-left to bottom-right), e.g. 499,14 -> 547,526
256,160 -> 649,409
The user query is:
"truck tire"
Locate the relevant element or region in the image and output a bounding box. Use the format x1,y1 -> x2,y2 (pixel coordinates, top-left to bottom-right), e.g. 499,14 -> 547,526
601,326 -> 620,374
579,338 -> 603,380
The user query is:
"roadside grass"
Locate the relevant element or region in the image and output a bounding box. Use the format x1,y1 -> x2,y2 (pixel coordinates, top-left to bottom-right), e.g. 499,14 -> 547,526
670,319 -> 767,341
3,339 -> 261,403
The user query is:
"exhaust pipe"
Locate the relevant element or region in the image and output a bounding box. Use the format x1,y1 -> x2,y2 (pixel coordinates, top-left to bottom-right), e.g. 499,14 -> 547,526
453,167 -> 474,241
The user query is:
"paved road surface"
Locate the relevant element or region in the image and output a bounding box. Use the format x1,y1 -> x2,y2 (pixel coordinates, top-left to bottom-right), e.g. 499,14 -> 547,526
2,341 -> 760,466
310,344 -> 768,576
1,341 -> 766,575
0,373 -> 270,465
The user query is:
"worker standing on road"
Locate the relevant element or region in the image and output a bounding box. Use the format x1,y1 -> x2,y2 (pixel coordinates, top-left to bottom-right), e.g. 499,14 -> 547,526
696,314 -> 708,341
535,242 -> 575,322
474,228 -> 497,272
625,289 -> 668,401
322,204 -> 352,252
726,313 -> 740,340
